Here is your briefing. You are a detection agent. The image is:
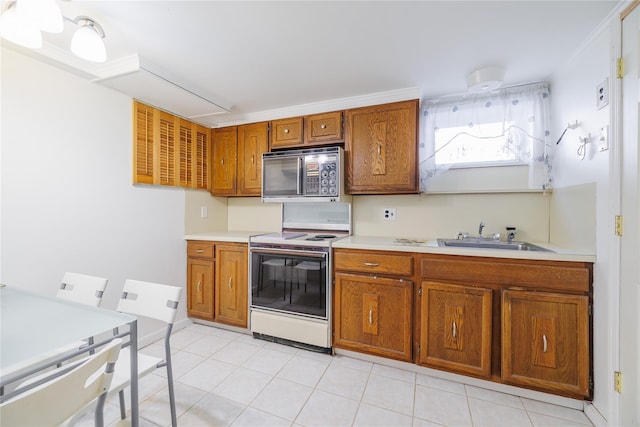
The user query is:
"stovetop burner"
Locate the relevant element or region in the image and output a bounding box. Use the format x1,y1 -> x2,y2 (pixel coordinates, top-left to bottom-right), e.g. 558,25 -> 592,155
315,234 -> 337,239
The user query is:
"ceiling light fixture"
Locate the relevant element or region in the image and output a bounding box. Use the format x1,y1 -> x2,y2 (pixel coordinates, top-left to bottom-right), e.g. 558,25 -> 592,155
0,1 -> 107,62
467,67 -> 505,93
16,0 -> 63,33
0,1 -> 42,48
70,16 -> 106,63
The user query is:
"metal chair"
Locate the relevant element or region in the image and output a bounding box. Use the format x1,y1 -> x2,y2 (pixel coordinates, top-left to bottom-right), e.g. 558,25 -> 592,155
56,272 -> 109,307
110,279 -> 182,427
0,338 -> 122,427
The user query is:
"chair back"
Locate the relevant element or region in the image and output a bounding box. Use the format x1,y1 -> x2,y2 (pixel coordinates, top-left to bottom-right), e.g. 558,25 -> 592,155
117,279 -> 182,324
57,272 -> 109,307
0,338 -> 122,426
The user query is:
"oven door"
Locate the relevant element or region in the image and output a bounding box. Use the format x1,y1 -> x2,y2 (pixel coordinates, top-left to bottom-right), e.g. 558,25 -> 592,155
250,247 -> 328,319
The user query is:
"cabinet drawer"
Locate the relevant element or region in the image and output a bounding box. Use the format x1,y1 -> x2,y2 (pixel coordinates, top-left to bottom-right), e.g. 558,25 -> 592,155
187,241 -> 215,258
421,255 -> 591,292
334,250 -> 413,276
271,117 -> 303,149
305,111 -> 343,144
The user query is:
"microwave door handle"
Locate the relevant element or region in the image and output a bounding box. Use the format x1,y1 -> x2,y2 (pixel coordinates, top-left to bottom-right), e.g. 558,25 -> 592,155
297,157 -> 303,195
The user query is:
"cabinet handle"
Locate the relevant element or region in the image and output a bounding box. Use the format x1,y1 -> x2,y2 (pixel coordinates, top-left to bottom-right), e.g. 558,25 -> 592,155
321,124 -> 327,129
377,143 -> 381,158
452,321 -> 457,339
195,249 -> 204,254
368,304 -> 373,325
197,281 -> 201,292
364,262 -> 379,267
284,128 -> 289,134
251,155 -> 255,164
221,158 -> 225,166
228,277 -> 232,289
543,334 -> 548,353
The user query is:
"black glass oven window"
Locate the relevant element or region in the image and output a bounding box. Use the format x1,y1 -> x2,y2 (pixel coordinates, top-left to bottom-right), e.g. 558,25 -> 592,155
251,251 -> 327,318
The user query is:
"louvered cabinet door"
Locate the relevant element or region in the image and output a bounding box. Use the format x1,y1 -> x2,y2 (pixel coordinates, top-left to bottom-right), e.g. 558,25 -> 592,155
194,125 -> 210,190
214,243 -> 248,327
156,111 -> 177,186
211,127 -> 238,196
133,101 -> 155,184
177,118 -> 194,188
237,122 -> 268,196
419,281 -> 493,377
502,290 -> 590,398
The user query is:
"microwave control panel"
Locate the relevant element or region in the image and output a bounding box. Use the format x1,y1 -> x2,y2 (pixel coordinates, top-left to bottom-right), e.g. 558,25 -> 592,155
305,155 -> 339,197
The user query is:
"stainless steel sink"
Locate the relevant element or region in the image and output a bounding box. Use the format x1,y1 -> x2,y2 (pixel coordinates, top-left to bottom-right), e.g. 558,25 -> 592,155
437,238 -> 554,252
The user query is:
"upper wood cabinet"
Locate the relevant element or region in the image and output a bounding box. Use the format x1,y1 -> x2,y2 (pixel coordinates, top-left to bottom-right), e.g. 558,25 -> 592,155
270,111 -> 344,149
133,100 -> 210,190
211,126 -> 238,196
238,122 -> 269,196
211,123 -> 268,197
345,99 -> 419,194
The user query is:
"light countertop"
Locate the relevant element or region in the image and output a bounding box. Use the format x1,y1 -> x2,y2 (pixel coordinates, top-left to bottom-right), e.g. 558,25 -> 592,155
184,232 -> 595,263
332,235 -> 596,263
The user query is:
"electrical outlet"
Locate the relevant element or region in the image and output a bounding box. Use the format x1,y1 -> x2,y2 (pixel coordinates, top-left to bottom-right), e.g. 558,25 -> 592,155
382,208 -> 396,221
596,79 -> 609,110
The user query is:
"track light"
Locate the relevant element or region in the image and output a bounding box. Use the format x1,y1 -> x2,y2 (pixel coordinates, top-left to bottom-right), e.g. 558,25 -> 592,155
70,16 -> 106,63
0,1 -> 107,62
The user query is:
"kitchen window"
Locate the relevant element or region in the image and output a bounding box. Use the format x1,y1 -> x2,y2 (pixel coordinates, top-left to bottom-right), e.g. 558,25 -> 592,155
419,82 -> 552,193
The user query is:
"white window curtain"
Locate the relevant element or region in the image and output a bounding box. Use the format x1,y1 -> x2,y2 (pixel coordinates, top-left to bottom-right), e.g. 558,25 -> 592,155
419,82 -> 552,192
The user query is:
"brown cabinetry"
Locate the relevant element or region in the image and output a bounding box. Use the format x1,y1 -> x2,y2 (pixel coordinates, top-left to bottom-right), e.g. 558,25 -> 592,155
187,242 -> 215,320
270,111 -> 344,149
502,290 -> 590,397
419,281 -> 492,377
333,249 -> 413,361
211,123 -> 268,197
187,241 -> 249,327
344,99 -> 419,194
215,243 -> 249,328
133,100 -> 210,190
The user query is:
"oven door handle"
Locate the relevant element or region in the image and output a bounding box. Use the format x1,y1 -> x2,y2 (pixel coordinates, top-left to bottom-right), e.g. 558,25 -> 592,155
251,248 -> 327,259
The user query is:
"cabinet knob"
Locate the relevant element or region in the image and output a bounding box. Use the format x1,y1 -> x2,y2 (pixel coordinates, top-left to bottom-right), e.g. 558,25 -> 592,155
321,124 -> 327,129
284,128 -> 289,134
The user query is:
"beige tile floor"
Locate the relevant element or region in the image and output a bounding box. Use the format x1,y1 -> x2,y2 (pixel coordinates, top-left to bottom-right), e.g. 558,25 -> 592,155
74,324 -> 594,427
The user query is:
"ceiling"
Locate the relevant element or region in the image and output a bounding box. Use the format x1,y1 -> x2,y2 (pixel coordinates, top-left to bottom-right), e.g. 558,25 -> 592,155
3,1 -> 623,126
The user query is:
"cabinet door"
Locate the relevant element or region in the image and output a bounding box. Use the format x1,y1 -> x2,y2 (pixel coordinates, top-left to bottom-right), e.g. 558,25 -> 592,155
334,272 -> 413,361
215,244 -> 248,327
133,101 -> 155,184
419,281 -> 492,377
156,111 -> 177,186
187,257 -> 214,320
177,118 -> 194,188
194,125 -> 210,190
304,111 -> 343,145
211,126 -> 238,196
345,99 -> 419,194
270,117 -> 303,149
237,122 -> 268,196
502,290 -> 590,397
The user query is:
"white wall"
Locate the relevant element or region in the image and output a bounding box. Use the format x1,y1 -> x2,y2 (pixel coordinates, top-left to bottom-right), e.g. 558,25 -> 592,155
0,48 -> 190,340
550,20 -> 614,422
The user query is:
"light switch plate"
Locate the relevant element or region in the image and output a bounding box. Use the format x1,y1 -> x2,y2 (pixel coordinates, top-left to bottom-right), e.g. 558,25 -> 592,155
599,126 -> 609,151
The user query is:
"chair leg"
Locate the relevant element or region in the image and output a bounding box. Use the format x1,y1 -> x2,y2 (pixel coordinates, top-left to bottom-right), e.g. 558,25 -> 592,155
118,389 -> 126,420
95,392 -> 107,427
165,327 -> 178,427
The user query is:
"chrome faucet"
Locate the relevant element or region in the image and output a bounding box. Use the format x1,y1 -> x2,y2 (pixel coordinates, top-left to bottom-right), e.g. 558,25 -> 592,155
478,221 -> 485,238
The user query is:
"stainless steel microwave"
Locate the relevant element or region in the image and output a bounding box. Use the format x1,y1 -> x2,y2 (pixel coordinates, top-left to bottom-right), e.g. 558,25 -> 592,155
262,146 -> 344,203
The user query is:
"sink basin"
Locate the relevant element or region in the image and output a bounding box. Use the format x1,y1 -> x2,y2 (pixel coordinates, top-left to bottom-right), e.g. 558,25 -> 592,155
437,238 -> 554,252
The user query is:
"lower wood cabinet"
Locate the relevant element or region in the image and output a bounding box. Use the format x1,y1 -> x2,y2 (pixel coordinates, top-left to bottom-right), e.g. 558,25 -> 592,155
334,272 -> 413,361
502,289 -> 590,397
186,241 -> 248,328
418,281 -> 492,377
215,243 -> 248,328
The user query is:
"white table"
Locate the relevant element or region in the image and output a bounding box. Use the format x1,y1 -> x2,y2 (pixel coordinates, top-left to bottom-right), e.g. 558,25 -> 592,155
0,285 -> 140,426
